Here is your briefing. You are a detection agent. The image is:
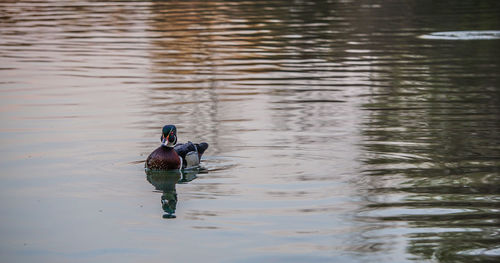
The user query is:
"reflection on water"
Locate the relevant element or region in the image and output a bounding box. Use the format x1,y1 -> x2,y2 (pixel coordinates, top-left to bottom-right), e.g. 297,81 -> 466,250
1,0 -> 500,262
146,169 -> 200,219
420,30 -> 500,40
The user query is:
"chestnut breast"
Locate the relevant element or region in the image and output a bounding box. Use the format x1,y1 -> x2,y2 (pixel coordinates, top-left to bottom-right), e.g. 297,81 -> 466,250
146,146 -> 181,170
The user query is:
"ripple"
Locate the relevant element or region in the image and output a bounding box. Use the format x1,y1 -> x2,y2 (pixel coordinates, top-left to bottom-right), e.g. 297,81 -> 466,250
419,30 -> 500,40
1,0 -> 500,262
458,246 -> 500,256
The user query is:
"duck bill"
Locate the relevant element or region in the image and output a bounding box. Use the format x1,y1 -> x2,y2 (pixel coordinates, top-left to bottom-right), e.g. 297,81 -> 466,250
161,134 -> 169,146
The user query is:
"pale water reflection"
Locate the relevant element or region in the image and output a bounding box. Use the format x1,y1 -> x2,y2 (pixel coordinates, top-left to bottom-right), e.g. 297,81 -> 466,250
420,30 -> 500,40
1,0 -> 500,262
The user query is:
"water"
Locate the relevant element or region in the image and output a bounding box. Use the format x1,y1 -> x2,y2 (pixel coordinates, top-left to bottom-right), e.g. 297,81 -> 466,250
1,0 -> 499,262
420,30 -> 500,40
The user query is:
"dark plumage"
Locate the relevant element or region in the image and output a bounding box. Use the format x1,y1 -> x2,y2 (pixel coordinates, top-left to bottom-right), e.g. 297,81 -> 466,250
145,125 -> 209,170
175,141 -> 209,169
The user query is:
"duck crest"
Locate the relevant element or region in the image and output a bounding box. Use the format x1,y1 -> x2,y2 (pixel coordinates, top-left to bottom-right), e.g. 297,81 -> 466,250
146,146 -> 181,170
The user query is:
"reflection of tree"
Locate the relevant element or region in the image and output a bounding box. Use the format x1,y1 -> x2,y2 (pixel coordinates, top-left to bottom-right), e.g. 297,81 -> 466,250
141,0 -> 363,153
354,1 -> 500,262
146,169 -> 199,219
137,0 -> 500,259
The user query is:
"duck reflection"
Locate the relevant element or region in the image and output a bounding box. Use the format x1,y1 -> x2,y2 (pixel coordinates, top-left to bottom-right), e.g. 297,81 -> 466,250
146,169 -> 199,219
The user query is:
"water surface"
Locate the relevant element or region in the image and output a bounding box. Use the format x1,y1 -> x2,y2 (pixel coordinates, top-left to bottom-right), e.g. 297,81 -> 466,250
1,0 -> 500,262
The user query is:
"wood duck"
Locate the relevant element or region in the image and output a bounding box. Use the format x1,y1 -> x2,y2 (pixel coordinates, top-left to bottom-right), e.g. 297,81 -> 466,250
145,125 -> 209,170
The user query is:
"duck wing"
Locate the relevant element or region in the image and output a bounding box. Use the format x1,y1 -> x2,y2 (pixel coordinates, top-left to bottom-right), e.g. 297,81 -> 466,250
174,141 -> 209,168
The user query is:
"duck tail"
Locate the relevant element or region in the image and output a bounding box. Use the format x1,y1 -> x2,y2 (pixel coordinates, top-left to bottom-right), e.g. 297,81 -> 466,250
196,142 -> 209,157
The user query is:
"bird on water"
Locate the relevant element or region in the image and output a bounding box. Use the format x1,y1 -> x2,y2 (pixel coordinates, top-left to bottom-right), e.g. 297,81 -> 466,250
145,125 -> 209,170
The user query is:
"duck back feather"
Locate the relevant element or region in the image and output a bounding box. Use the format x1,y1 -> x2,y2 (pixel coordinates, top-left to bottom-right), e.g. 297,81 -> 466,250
174,141 -> 209,169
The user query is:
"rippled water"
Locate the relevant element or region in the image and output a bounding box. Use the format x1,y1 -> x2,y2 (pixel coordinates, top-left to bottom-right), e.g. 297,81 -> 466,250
420,30 -> 500,40
1,0 -> 500,262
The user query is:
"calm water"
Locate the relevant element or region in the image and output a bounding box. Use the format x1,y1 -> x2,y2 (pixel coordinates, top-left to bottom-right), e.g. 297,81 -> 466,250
1,0 -> 500,262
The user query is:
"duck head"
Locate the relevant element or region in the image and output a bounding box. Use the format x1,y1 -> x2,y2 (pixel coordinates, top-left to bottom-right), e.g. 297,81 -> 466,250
161,124 -> 177,147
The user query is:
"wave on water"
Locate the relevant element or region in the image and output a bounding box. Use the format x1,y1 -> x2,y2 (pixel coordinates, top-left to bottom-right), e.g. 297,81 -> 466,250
419,30 -> 500,40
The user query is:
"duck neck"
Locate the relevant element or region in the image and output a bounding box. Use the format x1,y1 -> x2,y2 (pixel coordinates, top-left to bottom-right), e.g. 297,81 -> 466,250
162,142 -> 175,148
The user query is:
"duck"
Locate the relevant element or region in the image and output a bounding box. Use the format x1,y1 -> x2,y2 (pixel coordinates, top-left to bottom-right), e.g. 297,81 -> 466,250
145,125 -> 209,170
